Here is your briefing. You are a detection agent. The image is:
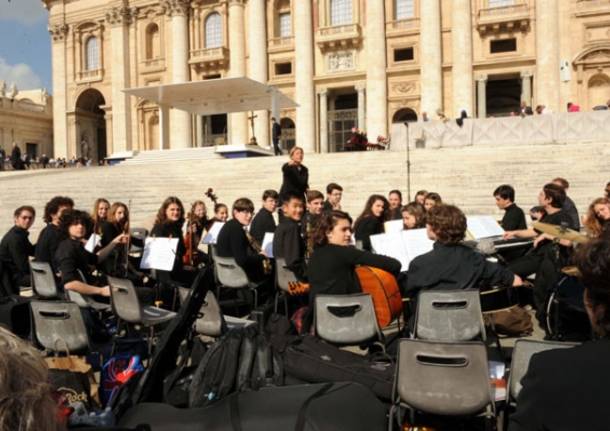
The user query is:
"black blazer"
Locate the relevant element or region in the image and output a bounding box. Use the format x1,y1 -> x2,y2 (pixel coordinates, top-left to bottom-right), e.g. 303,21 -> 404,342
510,339 -> 610,431
279,163 -> 309,200
353,216 -> 384,251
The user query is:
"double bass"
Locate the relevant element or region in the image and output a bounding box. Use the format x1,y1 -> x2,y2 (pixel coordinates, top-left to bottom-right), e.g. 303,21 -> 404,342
356,266 -> 403,328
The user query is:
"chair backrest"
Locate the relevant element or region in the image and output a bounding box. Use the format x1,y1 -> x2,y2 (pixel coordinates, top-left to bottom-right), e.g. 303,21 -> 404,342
415,290 -> 485,341
129,227 -> 148,241
314,293 -> 380,345
67,290 -> 89,308
275,257 -> 297,293
213,255 -> 249,288
108,276 -> 143,323
508,339 -> 578,400
30,261 -> 59,299
30,300 -> 89,353
396,339 -> 493,416
177,287 -> 224,337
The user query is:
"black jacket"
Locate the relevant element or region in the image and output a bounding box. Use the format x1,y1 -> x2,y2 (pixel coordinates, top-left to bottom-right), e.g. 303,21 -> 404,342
406,242 -> 515,296
510,339 -> 610,431
354,216 -> 384,251
272,122 -> 282,140
55,238 -> 98,287
273,218 -> 307,281
562,195 -> 580,231
279,163 -> 309,201
249,208 -> 276,245
216,219 -> 264,281
35,223 -> 63,273
501,203 -> 527,231
0,226 -> 34,289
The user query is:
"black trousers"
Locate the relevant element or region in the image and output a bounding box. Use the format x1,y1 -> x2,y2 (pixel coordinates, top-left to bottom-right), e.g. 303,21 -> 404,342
272,138 -> 282,155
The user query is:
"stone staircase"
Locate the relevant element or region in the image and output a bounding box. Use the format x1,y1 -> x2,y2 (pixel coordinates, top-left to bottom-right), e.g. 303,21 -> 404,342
122,146 -> 221,165
1,141 -> 607,241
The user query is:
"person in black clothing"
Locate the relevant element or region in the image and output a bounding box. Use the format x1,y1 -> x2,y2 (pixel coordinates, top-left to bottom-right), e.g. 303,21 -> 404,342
401,202 -> 426,230
406,204 -> 521,298
279,146 -> 308,202
303,190 -> 325,257
10,143 -> 23,170
583,197 -> 610,239
552,177 -> 579,230
308,210 -> 401,298
35,196 -> 74,274
323,183 -> 343,212
505,183 -> 575,322
271,117 -> 282,156
388,190 -> 403,220
493,184 -> 527,231
249,189 -> 278,245
273,192 -> 307,282
0,147 -> 5,171
91,198 -> 110,235
216,198 -> 269,284
0,206 -> 36,294
150,196 -> 195,287
353,194 -> 389,251
510,239 -> 610,431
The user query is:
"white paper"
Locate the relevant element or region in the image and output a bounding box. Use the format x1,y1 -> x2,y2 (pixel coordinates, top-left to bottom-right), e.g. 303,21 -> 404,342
261,232 -> 274,258
140,237 -> 179,271
370,228 -> 433,272
84,233 -> 100,253
384,219 -> 404,234
201,222 -> 225,245
402,229 -> 434,268
467,216 -> 504,240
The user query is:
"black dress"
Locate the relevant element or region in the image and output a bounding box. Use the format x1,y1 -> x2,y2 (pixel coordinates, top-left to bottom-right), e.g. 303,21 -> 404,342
279,163 -> 309,201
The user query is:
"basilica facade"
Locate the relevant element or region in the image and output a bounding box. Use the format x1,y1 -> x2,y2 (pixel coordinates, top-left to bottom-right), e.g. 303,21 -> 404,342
44,0 -> 610,160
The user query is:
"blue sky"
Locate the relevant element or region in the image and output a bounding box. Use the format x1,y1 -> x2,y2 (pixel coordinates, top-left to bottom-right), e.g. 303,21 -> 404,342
0,0 -> 51,91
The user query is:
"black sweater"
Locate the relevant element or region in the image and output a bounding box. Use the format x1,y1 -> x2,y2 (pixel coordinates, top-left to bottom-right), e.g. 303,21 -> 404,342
0,226 -> 34,288
35,223 -> 62,272
249,208 -> 276,245
279,163 -> 309,200
273,218 -> 307,281
150,221 -> 186,282
216,218 -> 264,280
501,203 -> 527,231
354,216 -> 384,251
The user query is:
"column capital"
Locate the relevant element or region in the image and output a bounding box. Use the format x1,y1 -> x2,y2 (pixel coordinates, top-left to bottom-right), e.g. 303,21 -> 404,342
106,7 -> 136,26
318,89 -> 328,97
48,23 -> 69,42
228,0 -> 245,6
475,74 -> 488,83
162,0 -> 191,17
520,70 -> 533,79
355,82 -> 366,92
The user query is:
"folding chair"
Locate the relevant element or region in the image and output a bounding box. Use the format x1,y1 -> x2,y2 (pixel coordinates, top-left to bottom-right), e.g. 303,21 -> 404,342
178,287 -> 224,337
274,257 -> 298,315
212,254 -> 261,309
30,300 -> 89,354
30,261 -> 61,299
414,290 -> 486,342
314,293 -> 382,346
389,339 -> 495,430
129,227 -> 148,258
108,276 -> 176,354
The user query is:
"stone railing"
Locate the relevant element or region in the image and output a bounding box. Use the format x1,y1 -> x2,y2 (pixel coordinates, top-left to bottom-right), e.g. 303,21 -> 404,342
385,18 -> 419,35
141,57 -> 166,71
268,36 -> 294,53
388,111 -> 610,151
316,23 -> 362,50
477,2 -> 530,33
76,68 -> 103,83
188,46 -> 229,69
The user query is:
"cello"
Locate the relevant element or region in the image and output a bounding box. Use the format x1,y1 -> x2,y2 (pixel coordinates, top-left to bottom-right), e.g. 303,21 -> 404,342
356,266 -> 403,328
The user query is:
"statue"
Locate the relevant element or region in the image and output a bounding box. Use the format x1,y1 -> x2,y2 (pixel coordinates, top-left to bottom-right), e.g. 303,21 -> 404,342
80,134 -> 90,159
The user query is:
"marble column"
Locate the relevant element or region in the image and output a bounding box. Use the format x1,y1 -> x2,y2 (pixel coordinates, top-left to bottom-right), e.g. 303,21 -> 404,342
356,83 -> 366,131
294,0 -> 315,152
228,0 -> 248,146
365,0 -> 387,139
49,23 -> 69,158
420,0 -> 443,116
521,71 -> 532,106
476,75 -> 487,118
168,0 -> 192,148
248,0 -> 269,147
451,0 -> 473,117
106,7 -> 133,154
535,0 -> 560,112
319,89 -> 328,153
159,105 -> 170,149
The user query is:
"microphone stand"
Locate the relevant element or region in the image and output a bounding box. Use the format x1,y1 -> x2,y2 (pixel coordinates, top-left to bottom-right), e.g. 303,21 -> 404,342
404,121 -> 411,202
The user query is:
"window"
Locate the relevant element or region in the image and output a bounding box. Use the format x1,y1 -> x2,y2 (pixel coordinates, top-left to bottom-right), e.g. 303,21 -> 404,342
279,12 -> 291,37
394,47 -> 414,62
145,23 -> 160,59
330,0 -> 352,26
85,36 -> 100,70
205,13 -> 222,48
395,0 -> 415,20
488,0 -> 514,7
490,38 -> 516,53
275,62 -> 292,75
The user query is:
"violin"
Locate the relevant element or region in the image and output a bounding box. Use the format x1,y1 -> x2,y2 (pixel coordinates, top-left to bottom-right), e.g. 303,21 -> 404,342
184,188 -> 219,266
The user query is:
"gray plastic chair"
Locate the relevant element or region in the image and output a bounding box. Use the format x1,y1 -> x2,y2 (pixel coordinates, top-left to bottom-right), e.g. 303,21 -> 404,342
414,290 -> 486,342
30,261 -> 60,299
314,293 -> 381,345
274,257 -> 298,315
30,300 -> 89,353
389,339 -> 495,430
108,276 -> 176,352
65,269 -> 112,311
212,254 -> 259,308
129,227 -> 148,257
178,287 -> 224,337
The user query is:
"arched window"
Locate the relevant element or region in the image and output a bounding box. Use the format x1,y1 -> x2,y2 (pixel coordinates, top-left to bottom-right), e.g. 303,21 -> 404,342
85,36 -> 100,70
392,108 -> 418,123
330,0 -> 352,26
145,23 -> 160,59
394,0 -> 414,20
205,13 -> 222,48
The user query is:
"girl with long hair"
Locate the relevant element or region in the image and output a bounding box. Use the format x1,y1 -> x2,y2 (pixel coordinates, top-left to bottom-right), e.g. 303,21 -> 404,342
353,194 -> 389,251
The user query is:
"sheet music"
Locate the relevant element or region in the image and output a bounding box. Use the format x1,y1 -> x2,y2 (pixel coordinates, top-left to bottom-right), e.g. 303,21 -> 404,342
384,219 -> 404,234
370,228 -> 433,272
467,216 -> 504,240
402,229 -> 434,269
84,233 -> 100,253
261,232 -> 274,258
140,237 -> 179,271
201,222 -> 225,245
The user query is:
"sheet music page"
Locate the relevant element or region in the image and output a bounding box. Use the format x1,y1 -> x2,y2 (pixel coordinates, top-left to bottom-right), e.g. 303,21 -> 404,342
261,232 -> 274,258
201,222 -> 225,244
84,233 -> 100,253
402,228 -> 434,270
140,237 -> 179,271
467,216 -> 504,240
370,232 -> 410,272
384,219 -> 404,234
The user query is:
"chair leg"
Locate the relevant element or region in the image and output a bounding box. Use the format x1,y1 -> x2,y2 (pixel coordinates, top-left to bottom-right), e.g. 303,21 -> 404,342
147,326 -> 155,356
274,292 -> 279,314
251,287 -> 258,309
283,294 -> 289,317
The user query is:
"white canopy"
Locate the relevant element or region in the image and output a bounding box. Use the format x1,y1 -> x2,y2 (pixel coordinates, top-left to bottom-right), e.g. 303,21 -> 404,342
123,77 -> 297,115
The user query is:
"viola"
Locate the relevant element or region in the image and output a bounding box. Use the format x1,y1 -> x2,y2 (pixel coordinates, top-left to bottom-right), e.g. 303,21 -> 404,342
356,266 -> 402,328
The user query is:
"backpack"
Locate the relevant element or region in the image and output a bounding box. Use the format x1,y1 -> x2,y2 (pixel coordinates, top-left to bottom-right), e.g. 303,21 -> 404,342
485,305 -> 533,336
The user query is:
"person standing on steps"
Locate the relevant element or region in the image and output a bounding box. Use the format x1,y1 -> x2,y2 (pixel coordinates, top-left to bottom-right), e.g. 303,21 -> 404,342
271,117 -> 282,156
